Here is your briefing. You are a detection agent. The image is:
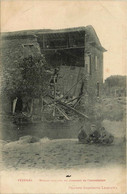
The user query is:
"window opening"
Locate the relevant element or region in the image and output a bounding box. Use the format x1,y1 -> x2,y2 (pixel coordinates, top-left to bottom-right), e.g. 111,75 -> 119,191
95,56 -> 98,70
97,82 -> 100,97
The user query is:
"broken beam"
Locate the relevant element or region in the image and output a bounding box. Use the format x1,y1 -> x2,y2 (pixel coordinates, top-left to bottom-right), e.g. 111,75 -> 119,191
46,94 -> 89,119
56,99 -> 89,119
55,105 -> 70,120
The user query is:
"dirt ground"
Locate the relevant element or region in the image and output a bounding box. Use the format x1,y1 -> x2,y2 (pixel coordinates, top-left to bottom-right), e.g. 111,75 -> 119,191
0,97 -> 126,170
0,135 -> 126,171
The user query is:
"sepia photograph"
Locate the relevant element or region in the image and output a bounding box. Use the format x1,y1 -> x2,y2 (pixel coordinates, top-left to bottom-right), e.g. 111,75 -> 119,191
0,0 -> 126,193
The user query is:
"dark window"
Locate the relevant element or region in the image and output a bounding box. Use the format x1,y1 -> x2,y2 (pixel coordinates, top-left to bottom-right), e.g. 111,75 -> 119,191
85,55 -> 92,75
97,82 -> 99,97
95,56 -> 98,70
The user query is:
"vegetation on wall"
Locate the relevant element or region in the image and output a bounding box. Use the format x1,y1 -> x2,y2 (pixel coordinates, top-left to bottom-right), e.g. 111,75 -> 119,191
2,55 -> 51,99
104,75 -> 126,88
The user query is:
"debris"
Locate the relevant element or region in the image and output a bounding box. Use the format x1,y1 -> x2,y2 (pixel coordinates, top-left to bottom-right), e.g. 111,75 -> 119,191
56,100 -> 89,119
19,136 -> 39,143
55,105 -> 70,120
78,126 -> 114,145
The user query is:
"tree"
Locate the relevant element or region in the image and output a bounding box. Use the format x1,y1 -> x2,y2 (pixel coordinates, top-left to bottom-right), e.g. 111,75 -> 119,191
104,75 -> 126,88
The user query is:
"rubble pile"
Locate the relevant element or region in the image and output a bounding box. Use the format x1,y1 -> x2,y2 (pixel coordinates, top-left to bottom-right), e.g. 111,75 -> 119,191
40,68 -> 88,122
42,94 -> 82,121
78,125 -> 114,145
12,68 -> 89,123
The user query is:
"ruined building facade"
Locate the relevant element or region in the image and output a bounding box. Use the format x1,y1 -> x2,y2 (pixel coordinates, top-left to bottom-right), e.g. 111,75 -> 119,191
1,26 -> 106,116
37,26 -> 106,99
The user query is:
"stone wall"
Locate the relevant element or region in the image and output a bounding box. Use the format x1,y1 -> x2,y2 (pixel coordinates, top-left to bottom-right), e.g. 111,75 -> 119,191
1,29 -> 104,117
1,35 -> 41,113
1,35 -> 41,70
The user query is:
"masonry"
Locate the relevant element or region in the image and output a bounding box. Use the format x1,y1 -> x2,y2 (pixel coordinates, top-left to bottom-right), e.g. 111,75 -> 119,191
1,33 -> 41,114
1,26 -> 106,120
37,26 -> 106,99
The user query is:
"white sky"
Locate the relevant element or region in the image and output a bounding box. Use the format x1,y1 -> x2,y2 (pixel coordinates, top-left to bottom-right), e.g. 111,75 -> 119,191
1,0 -> 127,80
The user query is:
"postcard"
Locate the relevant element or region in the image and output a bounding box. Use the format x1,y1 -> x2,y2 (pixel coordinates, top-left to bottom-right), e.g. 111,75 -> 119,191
0,0 -> 126,193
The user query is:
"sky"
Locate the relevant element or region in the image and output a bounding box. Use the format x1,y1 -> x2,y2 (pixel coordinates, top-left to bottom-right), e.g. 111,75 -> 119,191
1,0 -> 127,80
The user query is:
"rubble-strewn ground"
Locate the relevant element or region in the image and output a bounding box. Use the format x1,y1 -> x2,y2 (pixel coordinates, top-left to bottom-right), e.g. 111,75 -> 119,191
0,97 -> 126,170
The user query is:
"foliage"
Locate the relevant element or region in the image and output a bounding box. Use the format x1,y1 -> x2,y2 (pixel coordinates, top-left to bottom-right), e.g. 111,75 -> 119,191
2,55 -> 51,99
103,75 -> 126,97
104,75 -> 126,88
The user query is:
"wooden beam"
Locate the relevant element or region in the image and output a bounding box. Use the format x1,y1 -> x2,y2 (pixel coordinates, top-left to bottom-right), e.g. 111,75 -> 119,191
47,95 -> 89,119
74,97 -> 82,108
58,101 -> 89,119
42,46 -> 85,51
55,105 -> 70,120
67,94 -> 83,104
43,97 -> 70,120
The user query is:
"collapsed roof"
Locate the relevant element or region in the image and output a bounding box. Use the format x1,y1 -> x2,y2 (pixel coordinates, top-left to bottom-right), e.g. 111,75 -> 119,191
2,25 -> 106,52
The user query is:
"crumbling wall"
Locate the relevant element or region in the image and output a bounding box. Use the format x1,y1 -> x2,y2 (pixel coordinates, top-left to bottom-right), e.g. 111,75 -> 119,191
57,66 -> 84,97
0,28 -> 104,121
1,35 -> 41,69
1,35 -> 41,114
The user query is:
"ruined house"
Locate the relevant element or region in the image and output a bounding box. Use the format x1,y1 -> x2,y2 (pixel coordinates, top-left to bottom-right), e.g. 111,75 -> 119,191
1,26 -> 106,121
37,26 -> 106,98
